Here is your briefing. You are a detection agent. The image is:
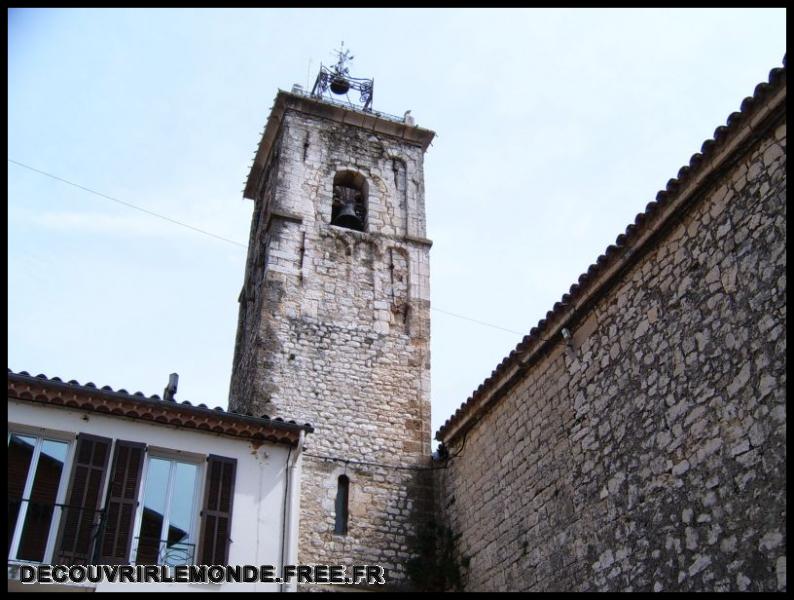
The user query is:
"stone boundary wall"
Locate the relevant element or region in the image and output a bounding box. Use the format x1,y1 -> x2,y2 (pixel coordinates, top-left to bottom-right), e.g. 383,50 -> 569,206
436,110 -> 786,590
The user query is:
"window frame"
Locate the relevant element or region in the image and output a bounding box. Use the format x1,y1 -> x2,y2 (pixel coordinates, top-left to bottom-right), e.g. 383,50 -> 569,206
7,426 -> 234,569
7,427 -> 76,565
128,449 -> 205,566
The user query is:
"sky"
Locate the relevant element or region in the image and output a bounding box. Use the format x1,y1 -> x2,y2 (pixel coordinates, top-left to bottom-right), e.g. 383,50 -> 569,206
7,8 -> 786,445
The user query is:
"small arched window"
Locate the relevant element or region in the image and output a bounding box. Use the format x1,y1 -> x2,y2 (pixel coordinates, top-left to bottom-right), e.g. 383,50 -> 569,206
331,171 -> 368,232
334,475 -> 350,535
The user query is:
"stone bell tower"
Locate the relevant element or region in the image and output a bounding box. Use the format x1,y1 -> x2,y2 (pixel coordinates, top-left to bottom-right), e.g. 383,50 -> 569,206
229,50 -> 435,588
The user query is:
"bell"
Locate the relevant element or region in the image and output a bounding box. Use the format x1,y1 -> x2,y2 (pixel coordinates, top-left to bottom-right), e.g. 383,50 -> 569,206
330,76 -> 350,95
332,202 -> 364,231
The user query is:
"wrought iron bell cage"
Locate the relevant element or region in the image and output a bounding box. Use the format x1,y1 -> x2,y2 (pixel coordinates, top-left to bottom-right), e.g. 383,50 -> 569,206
311,64 -> 374,111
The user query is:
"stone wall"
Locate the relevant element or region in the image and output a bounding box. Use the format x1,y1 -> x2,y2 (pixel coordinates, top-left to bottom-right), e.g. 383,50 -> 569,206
435,108 -> 786,589
229,102 -> 434,588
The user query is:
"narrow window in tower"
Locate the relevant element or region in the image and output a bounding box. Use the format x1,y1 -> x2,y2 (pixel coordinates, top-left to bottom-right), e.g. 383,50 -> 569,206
334,475 -> 350,535
330,171 -> 368,232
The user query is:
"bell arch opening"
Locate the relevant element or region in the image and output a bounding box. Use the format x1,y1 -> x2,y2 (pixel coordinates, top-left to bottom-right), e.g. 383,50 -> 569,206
331,171 -> 368,232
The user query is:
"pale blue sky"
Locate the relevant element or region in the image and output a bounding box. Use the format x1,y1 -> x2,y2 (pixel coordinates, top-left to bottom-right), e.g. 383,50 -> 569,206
8,8 -> 786,442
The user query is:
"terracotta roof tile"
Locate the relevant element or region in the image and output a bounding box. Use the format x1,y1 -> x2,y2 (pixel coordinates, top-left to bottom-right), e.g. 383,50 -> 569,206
8,368 -> 314,443
436,56 -> 786,443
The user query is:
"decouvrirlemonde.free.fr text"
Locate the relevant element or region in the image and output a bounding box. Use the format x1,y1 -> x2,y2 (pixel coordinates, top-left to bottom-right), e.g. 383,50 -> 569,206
20,564 -> 386,585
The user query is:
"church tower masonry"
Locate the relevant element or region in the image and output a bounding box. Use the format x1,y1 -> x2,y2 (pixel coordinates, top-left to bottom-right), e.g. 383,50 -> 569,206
229,68 -> 435,587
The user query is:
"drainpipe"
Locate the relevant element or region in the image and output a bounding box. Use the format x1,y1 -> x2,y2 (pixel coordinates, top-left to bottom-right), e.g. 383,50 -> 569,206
280,431 -> 304,593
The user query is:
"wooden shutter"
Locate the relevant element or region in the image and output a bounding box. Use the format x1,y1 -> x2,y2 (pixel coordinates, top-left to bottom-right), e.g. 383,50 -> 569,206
198,455 -> 237,565
53,434 -> 111,565
98,441 -> 145,564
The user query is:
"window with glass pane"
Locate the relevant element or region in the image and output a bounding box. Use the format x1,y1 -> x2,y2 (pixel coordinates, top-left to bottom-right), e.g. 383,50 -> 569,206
135,458 -> 199,566
8,434 -> 69,563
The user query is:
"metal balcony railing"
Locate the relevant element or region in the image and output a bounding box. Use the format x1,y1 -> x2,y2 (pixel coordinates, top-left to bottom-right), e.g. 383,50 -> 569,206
133,536 -> 196,566
9,497 -> 197,569
291,84 -> 407,124
8,497 -> 105,565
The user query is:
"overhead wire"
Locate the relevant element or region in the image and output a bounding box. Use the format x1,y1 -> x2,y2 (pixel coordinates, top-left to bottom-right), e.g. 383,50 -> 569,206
8,158 -> 247,248
9,158 -> 525,337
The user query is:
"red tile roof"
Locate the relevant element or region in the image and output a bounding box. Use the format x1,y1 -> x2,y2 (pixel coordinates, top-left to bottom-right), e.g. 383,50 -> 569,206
436,56 -> 787,444
8,369 -> 313,446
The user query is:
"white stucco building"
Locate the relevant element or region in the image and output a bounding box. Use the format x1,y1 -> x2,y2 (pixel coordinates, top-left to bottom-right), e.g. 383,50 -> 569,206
7,369 -> 313,592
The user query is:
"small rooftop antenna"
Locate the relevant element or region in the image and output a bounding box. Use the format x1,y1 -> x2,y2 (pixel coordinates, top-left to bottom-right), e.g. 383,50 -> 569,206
163,373 -> 178,402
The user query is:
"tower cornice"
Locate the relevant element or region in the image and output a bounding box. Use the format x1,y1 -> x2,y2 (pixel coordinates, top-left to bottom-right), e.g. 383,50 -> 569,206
244,90 -> 435,200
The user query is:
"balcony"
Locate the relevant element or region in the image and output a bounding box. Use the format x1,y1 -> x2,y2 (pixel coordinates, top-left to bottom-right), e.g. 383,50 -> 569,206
133,537 -> 196,566
8,497 -> 106,588
8,497 -> 105,566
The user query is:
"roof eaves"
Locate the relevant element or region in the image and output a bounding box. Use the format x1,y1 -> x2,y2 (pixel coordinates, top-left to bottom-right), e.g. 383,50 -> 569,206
8,369 -> 314,442
436,57 -> 786,445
